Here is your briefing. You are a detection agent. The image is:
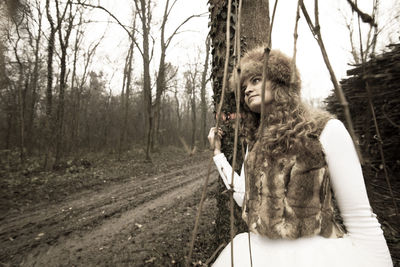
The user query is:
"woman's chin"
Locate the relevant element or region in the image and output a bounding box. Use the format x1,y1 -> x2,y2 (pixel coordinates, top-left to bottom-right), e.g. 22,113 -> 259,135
249,104 -> 261,113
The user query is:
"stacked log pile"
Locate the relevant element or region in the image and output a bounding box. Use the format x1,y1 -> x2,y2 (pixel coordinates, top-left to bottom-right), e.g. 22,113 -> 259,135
325,43 -> 400,264
325,43 -> 400,178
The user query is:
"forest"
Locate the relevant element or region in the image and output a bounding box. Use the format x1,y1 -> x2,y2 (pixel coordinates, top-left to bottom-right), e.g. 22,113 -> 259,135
0,0 -> 212,169
0,0 -> 399,266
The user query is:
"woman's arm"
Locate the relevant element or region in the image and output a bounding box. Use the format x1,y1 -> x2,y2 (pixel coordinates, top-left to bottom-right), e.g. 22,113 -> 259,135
213,153 -> 245,207
208,127 -> 246,207
320,119 -> 393,267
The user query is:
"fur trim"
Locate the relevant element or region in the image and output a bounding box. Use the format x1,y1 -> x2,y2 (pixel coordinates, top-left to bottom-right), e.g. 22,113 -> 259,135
230,47 -> 301,92
242,114 -> 345,239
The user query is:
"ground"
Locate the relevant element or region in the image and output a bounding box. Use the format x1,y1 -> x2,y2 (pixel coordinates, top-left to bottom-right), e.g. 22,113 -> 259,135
0,148 -> 221,266
0,147 -> 399,266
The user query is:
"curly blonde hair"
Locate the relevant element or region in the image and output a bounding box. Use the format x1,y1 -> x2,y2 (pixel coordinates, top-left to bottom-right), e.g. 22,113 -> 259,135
233,47 -> 330,159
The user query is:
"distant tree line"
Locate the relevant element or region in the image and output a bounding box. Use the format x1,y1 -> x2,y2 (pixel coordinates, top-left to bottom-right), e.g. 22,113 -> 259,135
0,0 -> 212,169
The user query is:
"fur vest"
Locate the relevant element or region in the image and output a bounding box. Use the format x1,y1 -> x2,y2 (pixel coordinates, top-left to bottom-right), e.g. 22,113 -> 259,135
242,112 -> 345,239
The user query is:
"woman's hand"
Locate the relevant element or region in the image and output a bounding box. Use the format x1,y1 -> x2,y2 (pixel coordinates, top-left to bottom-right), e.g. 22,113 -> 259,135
208,127 -> 223,156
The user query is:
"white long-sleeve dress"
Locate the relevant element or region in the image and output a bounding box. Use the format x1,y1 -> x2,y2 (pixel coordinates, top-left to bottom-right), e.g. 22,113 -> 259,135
212,119 -> 393,267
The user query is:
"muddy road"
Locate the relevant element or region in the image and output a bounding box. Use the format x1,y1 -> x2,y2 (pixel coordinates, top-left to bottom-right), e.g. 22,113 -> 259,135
0,152 -> 219,266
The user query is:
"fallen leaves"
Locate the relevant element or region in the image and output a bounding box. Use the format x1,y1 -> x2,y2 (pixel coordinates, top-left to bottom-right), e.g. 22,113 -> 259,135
34,232 -> 45,240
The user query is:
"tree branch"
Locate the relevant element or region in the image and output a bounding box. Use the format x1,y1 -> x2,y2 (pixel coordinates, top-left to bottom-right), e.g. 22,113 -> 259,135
346,0 -> 377,27
73,1 -> 144,57
301,0 -> 363,163
165,12 -> 207,49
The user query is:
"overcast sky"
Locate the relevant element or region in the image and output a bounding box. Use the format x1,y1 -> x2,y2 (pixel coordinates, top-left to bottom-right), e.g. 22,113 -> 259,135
83,0 -> 399,101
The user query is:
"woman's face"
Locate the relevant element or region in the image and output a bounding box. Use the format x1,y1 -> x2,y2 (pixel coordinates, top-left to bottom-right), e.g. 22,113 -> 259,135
243,75 -> 273,113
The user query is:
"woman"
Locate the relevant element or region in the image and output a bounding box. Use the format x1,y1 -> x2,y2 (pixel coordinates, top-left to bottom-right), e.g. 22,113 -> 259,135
208,47 -> 393,267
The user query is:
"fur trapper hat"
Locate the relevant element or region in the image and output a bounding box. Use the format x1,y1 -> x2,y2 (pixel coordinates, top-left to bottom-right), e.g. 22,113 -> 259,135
231,46 -> 301,92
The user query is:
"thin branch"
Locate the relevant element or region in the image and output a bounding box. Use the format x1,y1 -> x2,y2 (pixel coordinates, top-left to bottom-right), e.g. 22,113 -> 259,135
354,1 -> 399,216
205,242 -> 227,266
186,2 -> 232,267
72,1 -> 144,56
165,12 -> 207,48
230,0 -> 244,265
382,104 -> 400,129
73,1 -> 131,38
166,0 -> 178,20
290,0 -> 301,88
269,0 -> 279,47
258,0 -> 272,137
346,0 -> 377,27
364,81 -> 399,216
149,34 -> 155,62
301,1 -> 363,163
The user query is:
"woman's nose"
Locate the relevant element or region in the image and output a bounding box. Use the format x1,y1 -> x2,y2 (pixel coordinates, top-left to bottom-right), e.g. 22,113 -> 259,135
244,84 -> 253,96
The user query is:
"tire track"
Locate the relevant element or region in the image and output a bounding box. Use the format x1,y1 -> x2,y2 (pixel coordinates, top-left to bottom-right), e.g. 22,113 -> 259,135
0,159 -> 214,265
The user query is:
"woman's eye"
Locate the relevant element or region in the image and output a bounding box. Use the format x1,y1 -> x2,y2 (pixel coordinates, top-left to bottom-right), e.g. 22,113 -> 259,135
252,77 -> 261,84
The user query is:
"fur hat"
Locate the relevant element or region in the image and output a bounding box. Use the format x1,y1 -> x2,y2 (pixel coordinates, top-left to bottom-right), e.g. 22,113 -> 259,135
231,46 -> 301,92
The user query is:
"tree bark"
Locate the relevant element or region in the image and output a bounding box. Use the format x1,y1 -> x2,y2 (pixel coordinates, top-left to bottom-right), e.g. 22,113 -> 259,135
26,3 -> 42,155
44,0 -> 59,169
240,0 -> 270,50
118,40 -> 134,158
190,73 -> 197,151
12,19 -> 26,163
200,36 -> 210,149
135,0 -> 153,161
174,87 -> 181,133
209,0 -> 270,247
152,0 -> 169,151
70,11 -> 83,155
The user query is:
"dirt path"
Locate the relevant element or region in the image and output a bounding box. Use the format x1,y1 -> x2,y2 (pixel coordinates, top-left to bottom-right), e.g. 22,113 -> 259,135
0,156 -> 219,266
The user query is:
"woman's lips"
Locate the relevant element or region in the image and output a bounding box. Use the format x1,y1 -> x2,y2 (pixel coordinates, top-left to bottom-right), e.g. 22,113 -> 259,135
248,95 -> 258,102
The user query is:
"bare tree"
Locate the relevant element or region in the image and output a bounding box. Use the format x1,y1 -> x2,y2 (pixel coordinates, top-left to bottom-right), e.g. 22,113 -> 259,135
9,11 -> 26,163
183,64 -> 199,153
118,13 -> 136,159
24,0 -> 43,154
173,85 -> 182,133
54,0 -> 74,165
44,0 -> 66,169
152,0 -> 204,151
200,36 -> 210,149
134,0 -> 153,161
69,8 -> 84,154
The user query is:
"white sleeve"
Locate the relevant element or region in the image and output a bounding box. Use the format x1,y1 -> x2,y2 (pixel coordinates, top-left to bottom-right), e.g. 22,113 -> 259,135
320,119 -> 393,267
213,152 -> 246,207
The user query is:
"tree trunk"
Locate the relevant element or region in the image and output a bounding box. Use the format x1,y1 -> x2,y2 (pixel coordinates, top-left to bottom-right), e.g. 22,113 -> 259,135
54,0 -> 73,166
27,7 -> 42,155
174,87 -> 181,134
136,0 -> 153,161
54,47 -> 67,165
15,48 -> 25,163
152,51 -> 166,152
44,0 -> 57,169
11,19 -> 26,163
119,41 -> 134,158
209,0 -> 270,247
240,0 -> 270,50
200,36 -> 210,149
70,15 -> 82,155
152,0 -> 170,152
190,80 -> 196,152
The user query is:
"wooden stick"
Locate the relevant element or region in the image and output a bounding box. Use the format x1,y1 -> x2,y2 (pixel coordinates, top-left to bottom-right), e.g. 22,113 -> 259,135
300,0 -> 364,163
365,81 -> 399,216
186,0 -> 233,265
205,242 -> 227,266
353,2 -> 398,216
227,0 -> 244,265
290,0 -> 301,88
258,0 -> 271,138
